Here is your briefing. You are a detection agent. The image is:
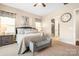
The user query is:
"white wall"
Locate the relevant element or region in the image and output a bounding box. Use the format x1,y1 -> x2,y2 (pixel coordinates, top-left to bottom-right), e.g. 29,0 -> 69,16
42,4 -> 79,45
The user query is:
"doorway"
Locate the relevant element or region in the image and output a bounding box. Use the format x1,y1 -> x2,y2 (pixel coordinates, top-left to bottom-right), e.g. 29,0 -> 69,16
51,19 -> 55,36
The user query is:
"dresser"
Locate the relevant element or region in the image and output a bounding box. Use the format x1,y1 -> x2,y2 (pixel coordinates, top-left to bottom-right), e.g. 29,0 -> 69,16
0,35 -> 16,46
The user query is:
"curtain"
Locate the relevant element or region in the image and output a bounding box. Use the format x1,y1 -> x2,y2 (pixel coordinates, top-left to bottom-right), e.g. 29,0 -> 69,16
35,18 -> 42,22
0,10 -> 16,18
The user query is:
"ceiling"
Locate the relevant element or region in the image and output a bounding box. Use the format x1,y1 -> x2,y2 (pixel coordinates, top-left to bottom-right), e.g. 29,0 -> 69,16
3,3 -> 65,16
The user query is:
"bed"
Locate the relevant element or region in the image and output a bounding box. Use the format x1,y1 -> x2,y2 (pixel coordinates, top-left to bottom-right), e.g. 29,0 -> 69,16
16,27 -> 43,54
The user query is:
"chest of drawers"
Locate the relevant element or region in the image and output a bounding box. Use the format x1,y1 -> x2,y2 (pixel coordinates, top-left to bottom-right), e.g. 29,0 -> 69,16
0,35 -> 16,46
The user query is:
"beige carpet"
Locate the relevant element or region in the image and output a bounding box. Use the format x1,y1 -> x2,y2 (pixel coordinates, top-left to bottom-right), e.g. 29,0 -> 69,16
0,41 -> 79,56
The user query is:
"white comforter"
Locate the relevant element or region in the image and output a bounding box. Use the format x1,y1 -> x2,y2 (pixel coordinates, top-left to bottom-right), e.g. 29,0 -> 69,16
16,33 -> 42,54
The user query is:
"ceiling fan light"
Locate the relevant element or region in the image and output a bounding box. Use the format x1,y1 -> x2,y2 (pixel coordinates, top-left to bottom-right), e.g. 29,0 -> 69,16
33,3 -> 46,7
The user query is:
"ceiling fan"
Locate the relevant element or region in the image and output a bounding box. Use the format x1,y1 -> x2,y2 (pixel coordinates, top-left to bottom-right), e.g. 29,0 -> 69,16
33,3 -> 46,7
64,3 -> 68,5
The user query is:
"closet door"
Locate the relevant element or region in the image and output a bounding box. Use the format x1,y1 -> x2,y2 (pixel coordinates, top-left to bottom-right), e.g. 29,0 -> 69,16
75,10 -> 79,45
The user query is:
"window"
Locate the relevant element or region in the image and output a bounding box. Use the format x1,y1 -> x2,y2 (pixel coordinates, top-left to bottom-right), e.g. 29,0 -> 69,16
35,22 -> 42,31
0,11 -> 15,35
35,18 -> 42,31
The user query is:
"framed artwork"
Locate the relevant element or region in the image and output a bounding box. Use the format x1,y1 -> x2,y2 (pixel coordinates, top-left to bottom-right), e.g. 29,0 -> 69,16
22,16 -> 29,27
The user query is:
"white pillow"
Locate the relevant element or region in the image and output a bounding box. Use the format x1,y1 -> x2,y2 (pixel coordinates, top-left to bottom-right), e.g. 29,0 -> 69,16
17,29 -> 24,34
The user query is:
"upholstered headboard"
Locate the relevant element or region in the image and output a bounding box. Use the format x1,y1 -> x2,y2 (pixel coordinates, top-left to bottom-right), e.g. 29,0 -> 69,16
16,27 -> 38,34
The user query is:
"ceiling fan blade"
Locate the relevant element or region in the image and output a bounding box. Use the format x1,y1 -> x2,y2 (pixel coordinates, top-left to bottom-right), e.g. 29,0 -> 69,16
42,3 -> 46,7
34,3 -> 38,7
